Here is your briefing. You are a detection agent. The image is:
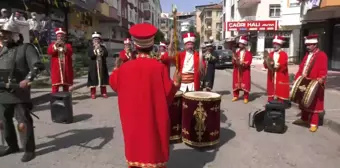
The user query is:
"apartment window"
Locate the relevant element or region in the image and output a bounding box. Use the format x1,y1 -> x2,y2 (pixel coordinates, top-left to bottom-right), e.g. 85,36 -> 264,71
289,0 -> 300,7
269,4 -> 281,17
216,23 -> 222,30
130,11 -> 133,20
206,11 -> 212,17
216,11 -> 222,18
143,3 -> 149,10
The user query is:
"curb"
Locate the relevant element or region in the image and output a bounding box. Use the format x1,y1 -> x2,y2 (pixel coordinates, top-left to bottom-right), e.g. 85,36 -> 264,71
226,69 -> 340,135
31,82 -> 87,105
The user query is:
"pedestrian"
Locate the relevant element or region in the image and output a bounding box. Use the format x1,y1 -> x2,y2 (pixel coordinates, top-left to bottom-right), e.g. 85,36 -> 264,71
203,39 -> 218,91
264,35 -> 290,103
174,32 -> 205,92
231,35 -> 252,104
292,34 -> 328,132
0,8 -> 9,19
47,27 -> 74,93
87,31 -> 109,99
0,14 -> 44,162
109,23 -> 181,168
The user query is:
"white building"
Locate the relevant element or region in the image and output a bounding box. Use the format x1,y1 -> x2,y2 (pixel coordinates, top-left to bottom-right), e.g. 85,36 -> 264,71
222,0 -> 301,59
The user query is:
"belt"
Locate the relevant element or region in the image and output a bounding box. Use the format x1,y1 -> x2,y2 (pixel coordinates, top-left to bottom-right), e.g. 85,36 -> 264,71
182,73 -> 194,84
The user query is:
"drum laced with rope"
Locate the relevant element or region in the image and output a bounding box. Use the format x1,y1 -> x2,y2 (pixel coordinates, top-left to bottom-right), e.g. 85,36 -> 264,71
169,91 -> 183,143
181,91 -> 221,147
290,76 -> 320,108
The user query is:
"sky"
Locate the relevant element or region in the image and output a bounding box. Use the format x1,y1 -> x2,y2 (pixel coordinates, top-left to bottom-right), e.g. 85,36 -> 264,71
160,0 -> 221,13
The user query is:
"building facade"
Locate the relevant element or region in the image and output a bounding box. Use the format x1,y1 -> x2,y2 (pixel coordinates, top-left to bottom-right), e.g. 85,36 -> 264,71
199,4 -> 223,42
223,0 -> 300,58
195,4 -> 218,36
142,0 -> 161,28
299,0 -> 340,70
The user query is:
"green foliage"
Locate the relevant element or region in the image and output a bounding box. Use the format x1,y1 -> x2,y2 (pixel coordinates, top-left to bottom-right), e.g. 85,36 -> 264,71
154,29 -> 165,44
188,25 -> 200,49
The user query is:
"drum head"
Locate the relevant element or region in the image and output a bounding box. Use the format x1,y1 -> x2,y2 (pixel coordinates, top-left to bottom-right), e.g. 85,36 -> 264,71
183,91 -> 221,101
176,91 -> 183,96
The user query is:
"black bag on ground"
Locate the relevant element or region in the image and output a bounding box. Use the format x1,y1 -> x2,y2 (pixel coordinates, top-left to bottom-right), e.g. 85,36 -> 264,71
50,92 -> 73,124
264,100 -> 286,133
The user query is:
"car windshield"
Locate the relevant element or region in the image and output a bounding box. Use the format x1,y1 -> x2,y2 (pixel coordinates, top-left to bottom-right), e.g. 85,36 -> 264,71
216,50 -> 232,56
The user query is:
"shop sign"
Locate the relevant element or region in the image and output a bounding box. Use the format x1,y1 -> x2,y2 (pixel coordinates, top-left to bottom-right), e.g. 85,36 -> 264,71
226,20 -> 278,31
265,31 -> 291,37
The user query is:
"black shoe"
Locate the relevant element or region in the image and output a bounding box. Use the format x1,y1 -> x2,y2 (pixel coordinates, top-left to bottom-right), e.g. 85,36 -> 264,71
21,152 -> 35,162
0,147 -> 20,157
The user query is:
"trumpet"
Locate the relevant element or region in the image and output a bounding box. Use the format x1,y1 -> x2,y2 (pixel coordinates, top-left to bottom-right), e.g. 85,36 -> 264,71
94,43 -> 104,57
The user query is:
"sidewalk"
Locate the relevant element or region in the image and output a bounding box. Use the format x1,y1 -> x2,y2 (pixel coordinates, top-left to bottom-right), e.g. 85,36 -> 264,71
251,63 -> 340,135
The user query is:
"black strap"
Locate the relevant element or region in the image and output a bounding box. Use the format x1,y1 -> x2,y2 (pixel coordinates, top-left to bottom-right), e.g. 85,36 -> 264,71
8,46 -> 19,82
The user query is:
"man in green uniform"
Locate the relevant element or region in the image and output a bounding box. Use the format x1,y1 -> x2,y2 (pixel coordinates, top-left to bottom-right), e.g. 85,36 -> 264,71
0,14 -> 44,162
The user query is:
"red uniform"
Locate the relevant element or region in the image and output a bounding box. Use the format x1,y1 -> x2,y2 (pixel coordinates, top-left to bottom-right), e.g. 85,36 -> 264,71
109,23 -> 178,168
177,50 -> 205,91
160,51 -> 171,75
119,49 -> 135,63
264,50 -> 290,102
232,48 -> 252,99
47,41 -> 74,93
295,49 -> 327,126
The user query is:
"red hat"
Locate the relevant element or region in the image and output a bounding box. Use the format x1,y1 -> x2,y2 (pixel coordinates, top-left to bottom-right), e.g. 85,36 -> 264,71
55,27 -> 66,35
160,41 -> 167,47
129,23 -> 157,49
124,38 -> 131,44
182,32 -> 195,44
272,35 -> 285,45
238,35 -> 248,45
305,34 -> 318,44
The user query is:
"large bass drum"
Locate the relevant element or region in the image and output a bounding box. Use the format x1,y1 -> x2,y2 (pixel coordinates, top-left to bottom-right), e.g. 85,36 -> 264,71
290,76 -> 320,108
169,91 -> 183,143
182,91 -> 221,147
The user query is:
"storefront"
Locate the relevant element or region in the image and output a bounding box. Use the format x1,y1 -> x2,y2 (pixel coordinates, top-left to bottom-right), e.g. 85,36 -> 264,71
226,20 -> 281,56
299,19 -> 340,70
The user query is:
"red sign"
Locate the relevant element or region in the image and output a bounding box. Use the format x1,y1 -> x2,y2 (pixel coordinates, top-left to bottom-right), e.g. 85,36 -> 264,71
226,20 -> 278,31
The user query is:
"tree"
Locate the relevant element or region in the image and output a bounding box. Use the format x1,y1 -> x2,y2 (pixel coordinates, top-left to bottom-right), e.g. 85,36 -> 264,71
154,29 -> 165,44
188,25 -> 200,49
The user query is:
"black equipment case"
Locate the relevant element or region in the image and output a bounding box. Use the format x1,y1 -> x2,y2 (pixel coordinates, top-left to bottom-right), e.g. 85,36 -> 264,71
264,100 -> 286,133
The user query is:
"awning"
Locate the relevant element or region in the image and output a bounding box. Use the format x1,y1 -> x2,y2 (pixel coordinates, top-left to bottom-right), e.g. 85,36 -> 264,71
66,0 -> 97,12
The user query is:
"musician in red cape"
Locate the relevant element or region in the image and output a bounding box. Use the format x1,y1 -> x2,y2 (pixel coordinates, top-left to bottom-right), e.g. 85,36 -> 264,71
47,28 -> 74,93
232,35 -> 252,104
159,41 -> 171,74
175,32 -> 205,92
119,38 -> 135,63
264,35 -> 290,103
293,34 -> 328,132
109,23 -> 180,168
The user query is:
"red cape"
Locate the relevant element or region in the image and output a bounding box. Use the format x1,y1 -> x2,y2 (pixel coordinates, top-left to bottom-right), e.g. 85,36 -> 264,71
109,57 -> 178,167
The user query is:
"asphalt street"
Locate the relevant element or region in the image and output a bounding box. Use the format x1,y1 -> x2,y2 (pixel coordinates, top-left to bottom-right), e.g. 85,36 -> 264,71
1,67 -> 340,168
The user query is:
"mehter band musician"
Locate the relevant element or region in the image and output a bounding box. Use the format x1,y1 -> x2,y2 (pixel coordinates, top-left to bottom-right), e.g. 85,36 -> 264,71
203,39 -> 218,91
116,38 -> 135,67
159,41 -> 171,75
232,35 -> 252,104
87,32 -> 109,99
264,35 -> 290,103
292,34 -> 328,132
47,28 -> 74,93
0,14 -> 44,162
109,23 -> 180,168
175,32 -> 205,92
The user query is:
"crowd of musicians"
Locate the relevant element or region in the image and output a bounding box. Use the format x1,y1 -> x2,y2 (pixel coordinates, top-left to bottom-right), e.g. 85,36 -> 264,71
0,14 -> 328,168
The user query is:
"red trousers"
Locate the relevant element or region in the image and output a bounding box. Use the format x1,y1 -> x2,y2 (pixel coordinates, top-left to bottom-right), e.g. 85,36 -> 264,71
52,85 -> 69,93
233,90 -> 249,99
301,111 -> 319,126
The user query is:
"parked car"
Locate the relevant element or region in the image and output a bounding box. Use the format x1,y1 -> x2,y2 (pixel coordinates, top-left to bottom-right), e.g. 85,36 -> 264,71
215,49 -> 233,69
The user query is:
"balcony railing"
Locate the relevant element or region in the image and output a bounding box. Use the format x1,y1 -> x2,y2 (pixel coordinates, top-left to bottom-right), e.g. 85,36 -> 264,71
238,0 -> 261,9
241,16 -> 257,21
